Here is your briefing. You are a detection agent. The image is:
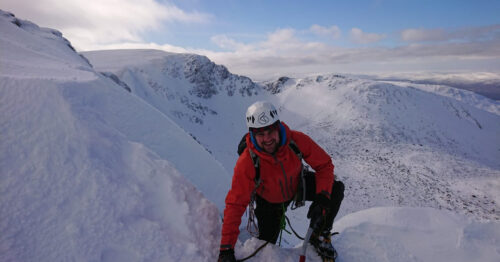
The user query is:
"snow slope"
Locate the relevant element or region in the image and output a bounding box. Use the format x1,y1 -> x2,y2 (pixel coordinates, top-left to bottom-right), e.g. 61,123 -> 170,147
1,10 -> 499,262
271,75 -> 500,223
234,207 -> 500,262
0,10 -> 231,211
1,10 -> 222,261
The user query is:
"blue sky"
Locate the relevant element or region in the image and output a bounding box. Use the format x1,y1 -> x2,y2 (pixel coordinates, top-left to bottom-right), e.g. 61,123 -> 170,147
3,0 -> 500,80
161,0 -> 500,49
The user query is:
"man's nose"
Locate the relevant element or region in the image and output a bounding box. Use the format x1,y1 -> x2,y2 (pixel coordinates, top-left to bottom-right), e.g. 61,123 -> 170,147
262,132 -> 274,140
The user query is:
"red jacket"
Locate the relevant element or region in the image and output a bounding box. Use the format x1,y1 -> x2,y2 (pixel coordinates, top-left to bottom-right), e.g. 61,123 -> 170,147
220,122 -> 334,248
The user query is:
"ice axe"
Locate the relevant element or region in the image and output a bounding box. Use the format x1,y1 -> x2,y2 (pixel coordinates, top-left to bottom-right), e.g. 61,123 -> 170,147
299,227 -> 314,262
299,212 -> 324,262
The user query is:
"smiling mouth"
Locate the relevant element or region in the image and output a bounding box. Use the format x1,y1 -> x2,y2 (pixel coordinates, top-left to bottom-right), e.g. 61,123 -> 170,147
262,140 -> 276,146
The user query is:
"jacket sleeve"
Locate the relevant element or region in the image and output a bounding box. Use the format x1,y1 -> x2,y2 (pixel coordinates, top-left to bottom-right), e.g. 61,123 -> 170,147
220,151 -> 255,248
292,131 -> 334,195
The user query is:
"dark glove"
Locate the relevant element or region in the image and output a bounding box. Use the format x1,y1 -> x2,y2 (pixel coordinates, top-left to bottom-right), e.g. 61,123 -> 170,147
218,248 -> 236,262
307,193 -> 331,230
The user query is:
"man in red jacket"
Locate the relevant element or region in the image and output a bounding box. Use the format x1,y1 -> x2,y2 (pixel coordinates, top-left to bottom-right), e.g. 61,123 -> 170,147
218,101 -> 344,262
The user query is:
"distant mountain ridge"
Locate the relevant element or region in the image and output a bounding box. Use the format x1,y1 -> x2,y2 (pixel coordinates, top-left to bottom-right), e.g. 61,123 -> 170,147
360,72 -> 500,101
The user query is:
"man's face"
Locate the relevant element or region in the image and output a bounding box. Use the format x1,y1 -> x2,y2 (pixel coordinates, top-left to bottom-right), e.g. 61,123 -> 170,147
254,126 -> 280,154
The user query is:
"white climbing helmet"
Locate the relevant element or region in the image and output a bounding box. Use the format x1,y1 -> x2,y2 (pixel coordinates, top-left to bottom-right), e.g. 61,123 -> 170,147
245,101 -> 280,129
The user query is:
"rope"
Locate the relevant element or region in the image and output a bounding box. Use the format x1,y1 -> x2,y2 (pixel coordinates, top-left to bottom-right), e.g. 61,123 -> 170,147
284,215 -> 305,240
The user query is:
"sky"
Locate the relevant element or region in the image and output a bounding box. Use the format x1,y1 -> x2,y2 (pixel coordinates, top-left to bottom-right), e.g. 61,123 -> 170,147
2,0 -> 500,80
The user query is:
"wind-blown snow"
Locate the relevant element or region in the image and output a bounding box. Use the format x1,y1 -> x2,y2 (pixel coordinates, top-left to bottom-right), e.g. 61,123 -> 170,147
1,10 -> 499,262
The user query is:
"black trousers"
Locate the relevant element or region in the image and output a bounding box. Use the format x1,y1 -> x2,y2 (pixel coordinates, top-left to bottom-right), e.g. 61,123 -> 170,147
254,172 -> 345,244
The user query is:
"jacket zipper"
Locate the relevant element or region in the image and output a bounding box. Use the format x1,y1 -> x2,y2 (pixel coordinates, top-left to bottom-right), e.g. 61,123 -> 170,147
274,155 -> 291,200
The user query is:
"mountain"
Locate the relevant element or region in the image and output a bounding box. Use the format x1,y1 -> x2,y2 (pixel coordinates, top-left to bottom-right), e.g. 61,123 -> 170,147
1,10 -> 499,262
84,49 -> 500,250
82,49 -> 269,172
84,48 -> 500,223
360,72 -> 500,101
271,74 -> 499,222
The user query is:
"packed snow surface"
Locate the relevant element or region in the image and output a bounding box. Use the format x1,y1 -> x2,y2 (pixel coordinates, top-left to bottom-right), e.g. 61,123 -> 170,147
1,10 -> 499,262
234,207 -> 500,262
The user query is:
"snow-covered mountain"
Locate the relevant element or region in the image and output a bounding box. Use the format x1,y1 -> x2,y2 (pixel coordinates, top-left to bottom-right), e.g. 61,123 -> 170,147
1,10 -> 499,262
269,74 -> 500,222
85,50 -> 500,223
82,49 -> 268,172
360,72 -> 500,101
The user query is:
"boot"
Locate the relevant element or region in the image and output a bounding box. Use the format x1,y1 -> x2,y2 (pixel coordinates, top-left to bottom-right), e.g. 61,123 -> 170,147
310,231 -> 338,261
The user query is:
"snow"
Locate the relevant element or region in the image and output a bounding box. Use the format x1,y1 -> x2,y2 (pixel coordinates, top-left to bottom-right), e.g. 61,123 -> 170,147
235,207 -> 500,262
1,11 -> 221,261
274,75 -> 500,224
1,10 -> 499,262
81,49 -> 267,173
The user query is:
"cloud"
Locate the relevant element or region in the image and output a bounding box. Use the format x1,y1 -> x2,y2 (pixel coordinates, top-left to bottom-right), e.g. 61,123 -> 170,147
203,29 -> 500,80
400,25 -> 500,43
350,28 -> 386,44
2,0 -> 211,50
2,1 -> 499,81
210,35 -> 253,52
310,24 -> 341,39
264,28 -> 298,48
401,28 -> 447,42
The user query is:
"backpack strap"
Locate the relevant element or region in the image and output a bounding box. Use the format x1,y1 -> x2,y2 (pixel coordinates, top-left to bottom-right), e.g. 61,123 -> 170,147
248,148 -> 261,186
246,147 -> 261,238
288,140 -> 303,159
288,140 -> 307,209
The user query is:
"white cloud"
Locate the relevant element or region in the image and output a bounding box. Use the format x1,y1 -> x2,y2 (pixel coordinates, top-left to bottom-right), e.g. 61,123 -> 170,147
203,33 -> 500,80
310,24 -> 341,39
350,28 -> 386,44
210,35 -> 253,52
401,25 -> 500,43
2,0 -> 211,50
265,28 -> 298,47
400,28 -> 446,42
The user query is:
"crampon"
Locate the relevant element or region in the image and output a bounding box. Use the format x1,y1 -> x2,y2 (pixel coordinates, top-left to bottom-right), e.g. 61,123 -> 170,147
309,231 -> 338,262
